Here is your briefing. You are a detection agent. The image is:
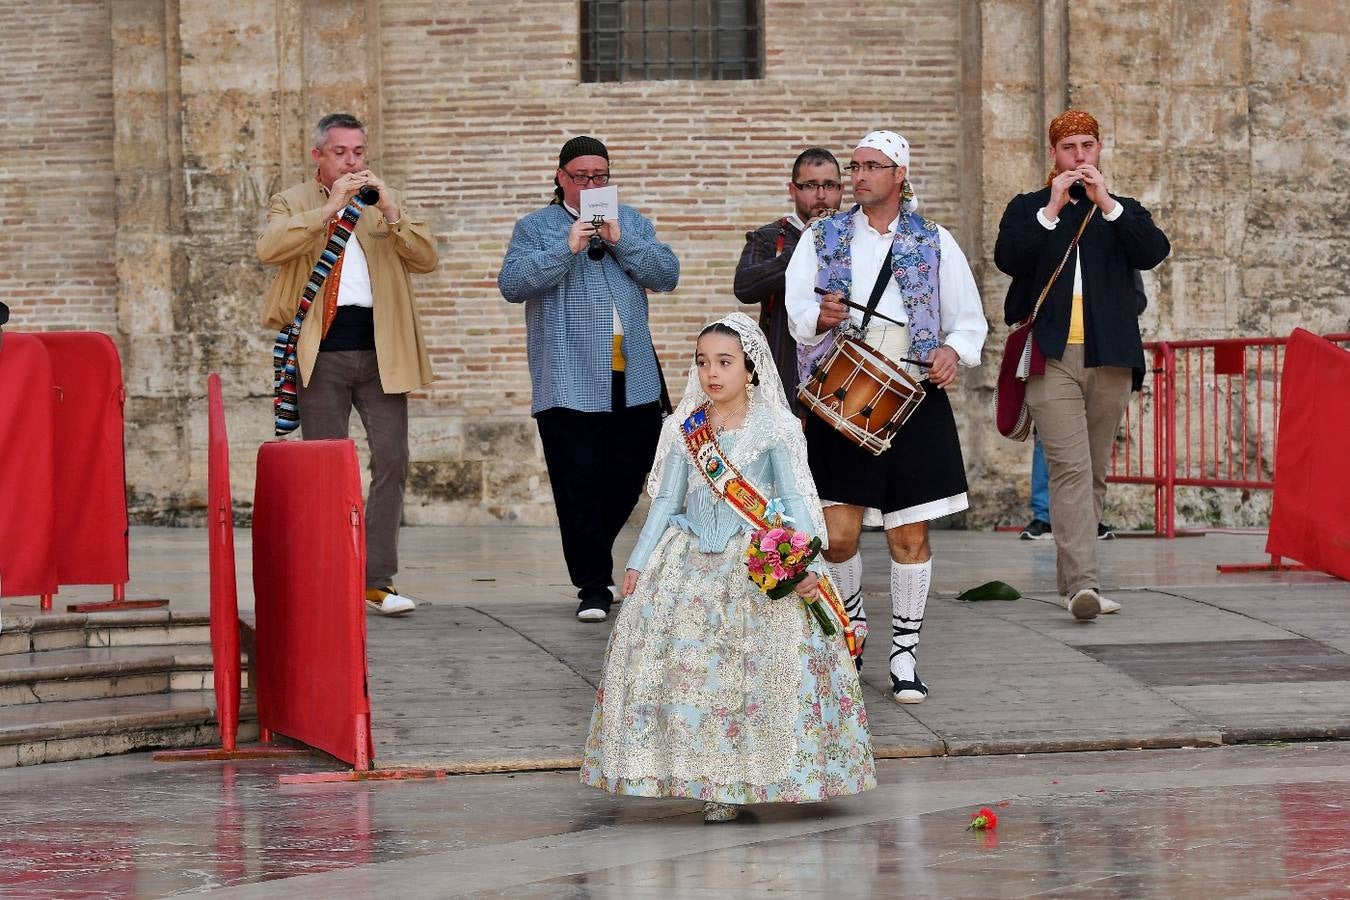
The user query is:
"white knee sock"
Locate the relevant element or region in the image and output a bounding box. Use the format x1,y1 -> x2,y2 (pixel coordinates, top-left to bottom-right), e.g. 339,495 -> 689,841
827,551 -> 866,638
890,559 -> 931,683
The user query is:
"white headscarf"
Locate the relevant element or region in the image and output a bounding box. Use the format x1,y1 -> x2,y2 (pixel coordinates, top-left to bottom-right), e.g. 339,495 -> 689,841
855,130 -> 910,167
647,312 -> 829,544
855,129 -> 919,213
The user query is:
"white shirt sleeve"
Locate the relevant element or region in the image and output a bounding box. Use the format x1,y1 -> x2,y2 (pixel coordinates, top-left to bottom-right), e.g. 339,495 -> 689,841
936,226 -> 988,367
785,230 -> 828,346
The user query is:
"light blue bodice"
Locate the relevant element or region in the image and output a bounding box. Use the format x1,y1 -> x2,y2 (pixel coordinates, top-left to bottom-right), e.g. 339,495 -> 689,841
626,429 -> 821,573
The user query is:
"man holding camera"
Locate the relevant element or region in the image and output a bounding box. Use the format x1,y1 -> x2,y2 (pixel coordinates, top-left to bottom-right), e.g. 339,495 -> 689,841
498,135 -> 679,623
257,112 -> 438,617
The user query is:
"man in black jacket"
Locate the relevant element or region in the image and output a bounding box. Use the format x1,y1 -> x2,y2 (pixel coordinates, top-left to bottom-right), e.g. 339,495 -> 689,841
733,148 -> 844,404
994,109 -> 1170,621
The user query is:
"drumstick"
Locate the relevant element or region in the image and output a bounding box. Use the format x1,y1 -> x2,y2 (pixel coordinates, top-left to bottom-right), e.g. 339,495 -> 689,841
813,286 -> 934,368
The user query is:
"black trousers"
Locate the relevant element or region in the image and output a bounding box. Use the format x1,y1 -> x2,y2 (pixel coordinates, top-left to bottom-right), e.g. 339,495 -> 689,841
535,372 -> 663,601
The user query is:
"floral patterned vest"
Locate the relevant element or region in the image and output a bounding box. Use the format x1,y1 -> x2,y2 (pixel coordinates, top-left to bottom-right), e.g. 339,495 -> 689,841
797,205 -> 942,384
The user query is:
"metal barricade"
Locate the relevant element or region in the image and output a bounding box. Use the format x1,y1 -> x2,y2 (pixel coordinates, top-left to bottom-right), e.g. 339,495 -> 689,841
1107,333 -> 1350,538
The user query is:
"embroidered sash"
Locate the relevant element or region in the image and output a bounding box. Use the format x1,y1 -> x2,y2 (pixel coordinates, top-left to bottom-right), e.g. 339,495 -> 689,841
271,196 -> 368,436
681,406 -> 859,657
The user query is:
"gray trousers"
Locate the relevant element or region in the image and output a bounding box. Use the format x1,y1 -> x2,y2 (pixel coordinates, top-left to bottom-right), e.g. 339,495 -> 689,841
297,350 -> 408,589
1025,346 -> 1131,596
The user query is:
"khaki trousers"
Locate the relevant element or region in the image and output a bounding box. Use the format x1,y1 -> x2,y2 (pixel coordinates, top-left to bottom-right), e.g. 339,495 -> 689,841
1025,346 -> 1131,596
298,350 -> 409,589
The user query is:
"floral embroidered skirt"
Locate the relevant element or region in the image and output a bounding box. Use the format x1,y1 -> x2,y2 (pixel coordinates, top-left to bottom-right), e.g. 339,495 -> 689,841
580,529 -> 876,804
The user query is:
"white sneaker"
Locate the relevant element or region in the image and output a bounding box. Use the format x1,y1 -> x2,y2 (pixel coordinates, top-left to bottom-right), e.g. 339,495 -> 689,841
1060,593 -> 1121,615
1067,588 -> 1101,621
365,586 -> 416,616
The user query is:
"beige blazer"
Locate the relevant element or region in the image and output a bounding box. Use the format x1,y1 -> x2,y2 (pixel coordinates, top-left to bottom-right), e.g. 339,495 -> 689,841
257,180 -> 438,394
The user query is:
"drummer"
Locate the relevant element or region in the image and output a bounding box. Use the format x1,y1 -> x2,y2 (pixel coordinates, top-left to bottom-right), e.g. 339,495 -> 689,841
784,130 -> 987,705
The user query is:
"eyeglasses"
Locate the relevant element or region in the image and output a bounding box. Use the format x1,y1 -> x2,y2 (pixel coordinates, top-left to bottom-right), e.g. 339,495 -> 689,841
843,163 -> 899,175
792,181 -> 843,192
561,169 -> 611,186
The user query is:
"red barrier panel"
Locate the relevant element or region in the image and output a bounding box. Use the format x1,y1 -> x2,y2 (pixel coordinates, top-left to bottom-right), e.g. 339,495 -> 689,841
206,374 -> 241,750
1108,332 -> 1350,539
30,332 -> 130,588
1266,329 -> 1350,580
0,334 -> 58,598
251,439 -> 372,769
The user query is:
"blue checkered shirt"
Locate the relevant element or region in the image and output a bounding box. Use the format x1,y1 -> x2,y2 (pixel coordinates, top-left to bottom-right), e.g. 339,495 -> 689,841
499,204 -> 680,415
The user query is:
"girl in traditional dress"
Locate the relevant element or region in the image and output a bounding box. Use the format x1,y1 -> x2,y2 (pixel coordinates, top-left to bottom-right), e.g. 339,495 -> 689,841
580,312 -> 875,822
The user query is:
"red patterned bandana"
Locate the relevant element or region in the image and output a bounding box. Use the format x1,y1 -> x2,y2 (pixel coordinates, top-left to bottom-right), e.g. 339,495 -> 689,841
1045,109 -> 1101,186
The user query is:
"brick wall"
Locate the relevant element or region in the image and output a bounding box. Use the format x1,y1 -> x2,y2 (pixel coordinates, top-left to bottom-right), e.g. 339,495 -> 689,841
0,0 -> 117,333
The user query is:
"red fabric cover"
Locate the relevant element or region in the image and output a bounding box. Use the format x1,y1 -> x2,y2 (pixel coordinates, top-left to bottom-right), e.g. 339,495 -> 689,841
206,374 -> 240,750
1266,329 -> 1350,580
31,332 -> 129,586
251,439 -> 373,766
0,334 -> 58,597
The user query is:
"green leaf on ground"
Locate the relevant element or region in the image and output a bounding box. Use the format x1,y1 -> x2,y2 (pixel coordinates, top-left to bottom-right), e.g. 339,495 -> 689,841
957,580 -> 1021,602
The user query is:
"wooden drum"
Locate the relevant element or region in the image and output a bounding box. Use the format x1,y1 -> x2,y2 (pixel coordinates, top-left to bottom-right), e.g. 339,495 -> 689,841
797,337 -> 925,456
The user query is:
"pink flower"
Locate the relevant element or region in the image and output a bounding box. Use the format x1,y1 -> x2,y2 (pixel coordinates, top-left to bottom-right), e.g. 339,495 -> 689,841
790,531 -> 809,551
772,564 -> 789,581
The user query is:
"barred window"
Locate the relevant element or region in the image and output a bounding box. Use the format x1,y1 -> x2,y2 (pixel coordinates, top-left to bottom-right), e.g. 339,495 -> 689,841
581,1 -> 762,83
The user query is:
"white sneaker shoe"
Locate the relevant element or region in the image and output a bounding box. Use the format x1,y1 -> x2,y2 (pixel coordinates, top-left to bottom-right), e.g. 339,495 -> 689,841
1060,593 -> 1121,615
365,586 -> 416,616
1067,588 -> 1101,621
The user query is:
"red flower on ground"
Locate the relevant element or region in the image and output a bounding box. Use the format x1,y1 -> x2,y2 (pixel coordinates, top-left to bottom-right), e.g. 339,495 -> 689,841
968,807 -> 998,830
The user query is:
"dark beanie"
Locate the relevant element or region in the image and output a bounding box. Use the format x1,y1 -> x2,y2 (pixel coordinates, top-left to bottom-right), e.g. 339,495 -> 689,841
559,135 -> 609,167
0,301 -> 8,325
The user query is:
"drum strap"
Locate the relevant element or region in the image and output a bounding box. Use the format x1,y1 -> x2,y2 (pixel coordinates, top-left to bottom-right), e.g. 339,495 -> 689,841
860,255 -> 892,332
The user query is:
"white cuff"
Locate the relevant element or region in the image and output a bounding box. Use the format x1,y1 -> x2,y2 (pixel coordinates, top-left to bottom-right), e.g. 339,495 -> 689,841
1103,200 -> 1123,221
1036,208 -> 1058,230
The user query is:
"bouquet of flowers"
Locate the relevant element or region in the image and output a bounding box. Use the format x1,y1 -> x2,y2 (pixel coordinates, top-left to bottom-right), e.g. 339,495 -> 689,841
745,518 -> 836,636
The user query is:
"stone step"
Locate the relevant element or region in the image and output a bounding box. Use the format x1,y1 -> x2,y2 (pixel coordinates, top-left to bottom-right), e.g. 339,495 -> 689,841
0,645 -> 248,706
0,610 -> 217,655
0,691 -> 259,769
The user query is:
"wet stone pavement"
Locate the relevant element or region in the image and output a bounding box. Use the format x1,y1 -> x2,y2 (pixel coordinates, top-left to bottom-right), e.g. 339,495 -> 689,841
1,525 -> 1348,896
1,744 -> 1349,897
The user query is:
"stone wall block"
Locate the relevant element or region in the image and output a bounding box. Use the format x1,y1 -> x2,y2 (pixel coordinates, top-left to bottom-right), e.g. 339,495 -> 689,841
1069,1 -> 1161,73
483,459 -> 546,507
407,460 -> 484,506
125,334 -> 191,397
1161,0 -> 1248,85
1249,136 -> 1338,189
463,419 -> 541,463
1164,87 -> 1250,150
116,241 -> 176,334
408,415 -> 466,459
124,397 -> 193,518
1249,83 -> 1349,139
1167,260 -> 1237,334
